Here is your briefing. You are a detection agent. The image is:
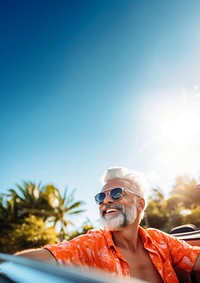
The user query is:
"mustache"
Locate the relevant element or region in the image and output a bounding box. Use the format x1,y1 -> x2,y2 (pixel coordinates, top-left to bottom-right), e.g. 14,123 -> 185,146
100,203 -> 124,216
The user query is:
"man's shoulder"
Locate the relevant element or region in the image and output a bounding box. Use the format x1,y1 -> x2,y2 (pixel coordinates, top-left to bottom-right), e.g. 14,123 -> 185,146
87,228 -> 110,238
144,227 -> 181,245
71,228 -> 108,240
146,227 -> 165,234
145,227 -> 169,240
69,228 -> 111,247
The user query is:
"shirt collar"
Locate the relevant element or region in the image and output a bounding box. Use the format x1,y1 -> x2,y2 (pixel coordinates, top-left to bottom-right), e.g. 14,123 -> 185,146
138,226 -> 153,246
102,226 -> 153,249
102,228 -> 115,248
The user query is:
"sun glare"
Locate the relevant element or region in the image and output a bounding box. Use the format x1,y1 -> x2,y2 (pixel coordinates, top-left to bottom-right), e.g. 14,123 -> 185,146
161,112 -> 200,147
139,91 -> 200,174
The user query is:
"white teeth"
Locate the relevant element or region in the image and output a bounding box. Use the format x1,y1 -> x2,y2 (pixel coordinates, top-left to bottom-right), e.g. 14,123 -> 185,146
106,209 -> 118,214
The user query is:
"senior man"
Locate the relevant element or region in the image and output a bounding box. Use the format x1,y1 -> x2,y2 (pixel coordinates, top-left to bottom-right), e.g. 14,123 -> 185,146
17,166 -> 200,283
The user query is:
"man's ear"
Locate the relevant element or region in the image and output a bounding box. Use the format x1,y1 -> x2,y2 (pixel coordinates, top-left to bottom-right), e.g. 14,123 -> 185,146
137,198 -> 145,211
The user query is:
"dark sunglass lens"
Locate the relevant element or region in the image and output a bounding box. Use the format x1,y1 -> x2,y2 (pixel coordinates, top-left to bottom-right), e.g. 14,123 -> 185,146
95,192 -> 105,204
110,188 -> 123,200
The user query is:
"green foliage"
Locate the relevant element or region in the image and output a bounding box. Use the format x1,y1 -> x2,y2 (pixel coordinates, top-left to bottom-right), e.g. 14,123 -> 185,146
165,208 -> 185,231
142,175 -> 200,232
0,194 -> 17,228
0,215 -> 58,254
141,189 -> 168,231
184,206 -> 200,227
0,182 -> 86,253
44,186 -> 86,241
6,182 -> 55,223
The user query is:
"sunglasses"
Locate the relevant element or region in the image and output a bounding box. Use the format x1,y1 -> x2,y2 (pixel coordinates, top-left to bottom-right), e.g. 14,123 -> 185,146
94,187 -> 140,205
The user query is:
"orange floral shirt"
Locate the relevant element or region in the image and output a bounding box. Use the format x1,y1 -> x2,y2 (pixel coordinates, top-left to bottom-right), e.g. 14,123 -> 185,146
45,227 -> 200,283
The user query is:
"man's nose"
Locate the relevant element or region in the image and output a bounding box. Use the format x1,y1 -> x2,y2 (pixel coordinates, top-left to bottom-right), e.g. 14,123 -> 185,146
103,192 -> 114,204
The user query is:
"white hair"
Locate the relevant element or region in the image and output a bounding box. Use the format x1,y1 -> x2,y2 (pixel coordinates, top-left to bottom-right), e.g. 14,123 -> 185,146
100,166 -> 150,210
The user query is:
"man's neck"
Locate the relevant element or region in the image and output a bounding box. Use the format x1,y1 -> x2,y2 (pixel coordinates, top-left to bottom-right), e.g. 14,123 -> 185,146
111,223 -> 140,252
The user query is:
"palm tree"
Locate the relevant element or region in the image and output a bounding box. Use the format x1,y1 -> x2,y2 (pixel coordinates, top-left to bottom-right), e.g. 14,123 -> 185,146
8,182 -> 54,222
0,194 -> 16,228
5,182 -> 86,235
0,181 -> 86,252
43,185 -> 86,240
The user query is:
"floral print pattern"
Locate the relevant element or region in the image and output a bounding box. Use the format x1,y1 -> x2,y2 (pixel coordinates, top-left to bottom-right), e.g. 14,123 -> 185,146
45,226 -> 200,282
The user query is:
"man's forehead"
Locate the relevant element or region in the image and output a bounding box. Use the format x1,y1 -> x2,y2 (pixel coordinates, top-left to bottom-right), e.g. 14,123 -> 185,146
102,178 -> 133,191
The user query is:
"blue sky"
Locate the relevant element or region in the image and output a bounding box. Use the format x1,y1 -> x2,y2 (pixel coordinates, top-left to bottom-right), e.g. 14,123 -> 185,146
1,0 -> 200,227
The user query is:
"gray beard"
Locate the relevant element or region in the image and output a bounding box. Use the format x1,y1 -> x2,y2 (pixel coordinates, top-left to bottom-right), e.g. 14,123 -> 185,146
100,203 -> 137,231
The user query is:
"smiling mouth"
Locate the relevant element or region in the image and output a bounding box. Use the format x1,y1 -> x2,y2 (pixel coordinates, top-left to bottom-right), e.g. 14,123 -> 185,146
105,208 -> 118,214
101,204 -> 122,217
